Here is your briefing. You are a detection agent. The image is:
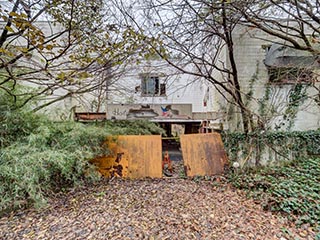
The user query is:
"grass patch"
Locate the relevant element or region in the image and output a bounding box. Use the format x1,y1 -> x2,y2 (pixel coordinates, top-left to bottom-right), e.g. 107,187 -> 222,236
228,158 -> 320,227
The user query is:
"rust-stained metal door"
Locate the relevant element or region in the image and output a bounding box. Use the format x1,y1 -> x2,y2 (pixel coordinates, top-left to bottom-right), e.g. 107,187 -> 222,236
180,133 -> 228,177
91,135 -> 162,178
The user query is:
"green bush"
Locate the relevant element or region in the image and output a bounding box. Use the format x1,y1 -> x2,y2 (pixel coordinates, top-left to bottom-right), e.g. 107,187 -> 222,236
0,86 -> 166,214
229,158 -> 320,227
0,108 -> 41,147
0,106 -> 165,215
0,83 -> 42,147
104,120 -> 166,136
0,121 -> 109,213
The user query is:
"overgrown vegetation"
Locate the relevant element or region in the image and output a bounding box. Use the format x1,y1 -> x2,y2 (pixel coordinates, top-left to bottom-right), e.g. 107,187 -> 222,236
222,130 -> 320,165
0,103 -> 164,215
223,131 -> 320,231
104,120 -> 165,136
228,157 -> 320,228
0,123 -> 107,212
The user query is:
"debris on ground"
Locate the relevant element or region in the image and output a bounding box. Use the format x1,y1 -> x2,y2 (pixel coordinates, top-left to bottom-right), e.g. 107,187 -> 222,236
0,179 -> 316,239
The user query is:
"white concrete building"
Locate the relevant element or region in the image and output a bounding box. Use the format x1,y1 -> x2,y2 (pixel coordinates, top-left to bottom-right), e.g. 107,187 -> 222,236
231,26 -> 320,131
100,25 -> 320,132
103,60 -> 225,119
1,19 -> 319,131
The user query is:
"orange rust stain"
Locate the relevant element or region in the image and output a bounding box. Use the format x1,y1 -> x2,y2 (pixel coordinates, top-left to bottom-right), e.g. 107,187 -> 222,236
180,133 -> 228,177
91,135 -> 162,179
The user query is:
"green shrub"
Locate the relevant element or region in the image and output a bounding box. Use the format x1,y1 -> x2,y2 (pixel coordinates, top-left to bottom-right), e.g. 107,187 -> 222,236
0,107 -> 165,215
0,121 -> 110,214
104,120 -> 166,136
0,83 -> 42,147
0,108 -> 41,147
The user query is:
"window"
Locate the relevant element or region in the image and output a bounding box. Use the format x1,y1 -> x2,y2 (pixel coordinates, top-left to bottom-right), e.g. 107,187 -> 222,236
264,43 -> 317,84
267,67 -> 313,84
141,76 -> 166,96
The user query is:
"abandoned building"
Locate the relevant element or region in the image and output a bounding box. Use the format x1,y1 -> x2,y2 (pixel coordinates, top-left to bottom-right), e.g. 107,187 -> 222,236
82,26 -> 320,133
1,20 -> 319,133
231,26 -> 320,131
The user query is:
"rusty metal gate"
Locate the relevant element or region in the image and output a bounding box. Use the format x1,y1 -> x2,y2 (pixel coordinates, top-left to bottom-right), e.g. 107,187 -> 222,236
91,133 -> 228,178
180,133 -> 228,177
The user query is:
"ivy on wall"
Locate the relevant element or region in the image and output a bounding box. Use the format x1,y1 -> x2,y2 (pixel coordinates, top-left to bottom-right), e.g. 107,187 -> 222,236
283,84 -> 308,130
222,130 -> 320,166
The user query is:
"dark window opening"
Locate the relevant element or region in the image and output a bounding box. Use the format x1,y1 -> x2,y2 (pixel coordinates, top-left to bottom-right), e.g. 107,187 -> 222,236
268,67 -> 313,84
160,83 -> 166,96
141,76 -> 166,96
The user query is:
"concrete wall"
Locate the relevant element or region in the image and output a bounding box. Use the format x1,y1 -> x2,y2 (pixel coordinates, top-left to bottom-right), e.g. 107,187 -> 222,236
106,103 -> 192,120
230,26 -> 320,131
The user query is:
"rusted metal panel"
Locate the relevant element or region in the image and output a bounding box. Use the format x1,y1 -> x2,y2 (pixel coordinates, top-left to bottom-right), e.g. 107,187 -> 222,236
74,112 -> 107,121
90,139 -> 129,178
91,135 -> 162,178
180,133 -> 228,177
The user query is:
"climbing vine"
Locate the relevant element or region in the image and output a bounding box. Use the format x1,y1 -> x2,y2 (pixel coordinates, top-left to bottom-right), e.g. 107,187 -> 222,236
283,83 -> 308,130
258,84 -> 272,120
244,61 -> 260,106
222,130 -> 320,166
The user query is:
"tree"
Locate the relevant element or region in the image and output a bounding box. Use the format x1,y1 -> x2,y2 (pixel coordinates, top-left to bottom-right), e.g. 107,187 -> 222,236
232,0 -> 320,53
232,0 -> 320,128
116,0 -> 320,132
116,0 -> 255,133
0,0 -> 147,113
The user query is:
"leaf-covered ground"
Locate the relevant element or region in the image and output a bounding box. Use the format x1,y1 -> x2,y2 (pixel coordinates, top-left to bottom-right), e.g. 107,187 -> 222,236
0,179 -> 316,240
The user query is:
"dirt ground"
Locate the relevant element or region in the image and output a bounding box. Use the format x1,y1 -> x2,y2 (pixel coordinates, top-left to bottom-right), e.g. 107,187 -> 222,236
0,178 -> 316,240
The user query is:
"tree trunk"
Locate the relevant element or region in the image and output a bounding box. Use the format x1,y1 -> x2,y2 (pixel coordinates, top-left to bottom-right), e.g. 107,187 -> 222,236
222,0 -> 250,134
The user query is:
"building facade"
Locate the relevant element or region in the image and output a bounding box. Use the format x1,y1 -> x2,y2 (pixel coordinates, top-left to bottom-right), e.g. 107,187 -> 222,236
2,19 -> 319,132
231,26 -> 320,131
